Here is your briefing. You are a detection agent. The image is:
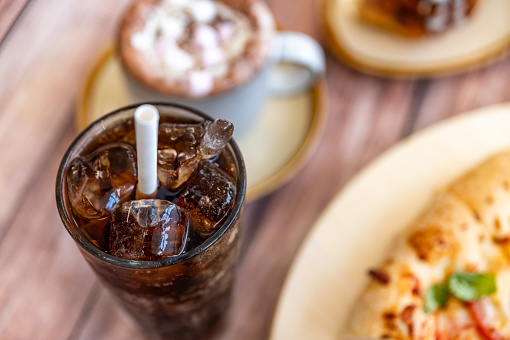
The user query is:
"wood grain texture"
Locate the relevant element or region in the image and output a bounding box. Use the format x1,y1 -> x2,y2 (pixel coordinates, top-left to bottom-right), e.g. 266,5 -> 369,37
0,126 -> 96,339
413,57 -> 510,132
0,0 -> 30,45
0,0 -> 509,339
0,0 -> 131,238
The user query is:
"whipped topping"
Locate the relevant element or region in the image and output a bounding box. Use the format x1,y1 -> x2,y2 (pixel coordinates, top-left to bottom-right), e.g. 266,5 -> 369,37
420,0 -> 470,32
130,0 -> 255,96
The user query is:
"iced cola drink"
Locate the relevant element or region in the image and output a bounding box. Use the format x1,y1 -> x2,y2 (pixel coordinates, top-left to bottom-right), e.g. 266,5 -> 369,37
56,103 -> 246,340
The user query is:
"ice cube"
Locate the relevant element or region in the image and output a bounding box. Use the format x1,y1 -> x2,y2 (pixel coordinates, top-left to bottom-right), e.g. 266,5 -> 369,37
109,199 -> 189,260
177,161 -> 236,236
201,119 -> 233,158
157,119 -> 233,190
66,143 -> 137,221
94,118 -> 135,146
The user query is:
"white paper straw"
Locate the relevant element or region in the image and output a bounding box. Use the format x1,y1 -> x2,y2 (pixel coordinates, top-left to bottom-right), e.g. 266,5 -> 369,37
134,104 -> 159,198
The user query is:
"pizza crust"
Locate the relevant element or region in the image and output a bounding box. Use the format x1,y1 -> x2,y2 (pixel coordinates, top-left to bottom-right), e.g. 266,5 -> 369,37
345,152 -> 510,338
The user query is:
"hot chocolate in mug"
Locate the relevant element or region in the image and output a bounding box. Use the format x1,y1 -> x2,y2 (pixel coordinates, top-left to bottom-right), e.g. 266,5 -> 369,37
117,0 -> 325,136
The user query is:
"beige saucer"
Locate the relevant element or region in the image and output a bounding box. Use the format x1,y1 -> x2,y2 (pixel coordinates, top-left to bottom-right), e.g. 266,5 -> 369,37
270,103 -> 510,340
323,0 -> 510,77
76,46 -> 327,201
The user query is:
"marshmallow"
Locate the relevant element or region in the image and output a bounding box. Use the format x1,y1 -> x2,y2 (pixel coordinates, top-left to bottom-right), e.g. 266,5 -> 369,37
202,47 -> 225,66
189,0 -> 217,24
131,13 -> 160,51
163,0 -> 187,8
217,22 -> 235,43
163,44 -> 195,72
131,31 -> 153,51
193,25 -> 219,48
161,17 -> 185,38
188,71 -> 214,96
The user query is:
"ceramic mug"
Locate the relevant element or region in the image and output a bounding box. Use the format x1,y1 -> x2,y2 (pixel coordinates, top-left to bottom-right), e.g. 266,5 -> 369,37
123,31 -> 325,136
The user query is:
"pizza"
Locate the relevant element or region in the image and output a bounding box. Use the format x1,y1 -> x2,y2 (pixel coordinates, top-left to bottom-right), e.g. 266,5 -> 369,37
345,152 -> 510,339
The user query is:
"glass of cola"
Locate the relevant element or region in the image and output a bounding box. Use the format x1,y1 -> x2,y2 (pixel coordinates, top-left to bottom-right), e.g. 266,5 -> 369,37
56,103 -> 246,340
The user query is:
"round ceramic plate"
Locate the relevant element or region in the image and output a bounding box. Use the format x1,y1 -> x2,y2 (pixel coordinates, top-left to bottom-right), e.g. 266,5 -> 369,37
76,46 -> 327,201
270,103 -> 510,340
323,0 -> 510,77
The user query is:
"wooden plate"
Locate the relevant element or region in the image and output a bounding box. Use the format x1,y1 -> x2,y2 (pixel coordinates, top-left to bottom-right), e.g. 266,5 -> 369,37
76,46 -> 328,201
270,103 -> 510,339
323,0 -> 510,77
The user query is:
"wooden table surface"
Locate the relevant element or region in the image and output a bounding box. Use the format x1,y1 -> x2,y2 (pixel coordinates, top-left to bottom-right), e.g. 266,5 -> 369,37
1,0 -> 510,339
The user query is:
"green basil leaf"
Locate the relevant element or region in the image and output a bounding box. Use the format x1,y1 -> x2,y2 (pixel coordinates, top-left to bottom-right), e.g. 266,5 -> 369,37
424,283 -> 449,313
448,272 -> 496,302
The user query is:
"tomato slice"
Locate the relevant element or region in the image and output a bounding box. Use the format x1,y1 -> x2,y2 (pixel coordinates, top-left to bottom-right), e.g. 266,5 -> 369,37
467,300 -> 508,340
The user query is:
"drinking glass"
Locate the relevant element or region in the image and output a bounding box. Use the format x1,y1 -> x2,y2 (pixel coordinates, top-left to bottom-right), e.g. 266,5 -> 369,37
56,103 -> 246,340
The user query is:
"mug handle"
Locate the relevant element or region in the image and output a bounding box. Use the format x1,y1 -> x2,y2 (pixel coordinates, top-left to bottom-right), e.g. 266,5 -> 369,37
269,31 -> 326,96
